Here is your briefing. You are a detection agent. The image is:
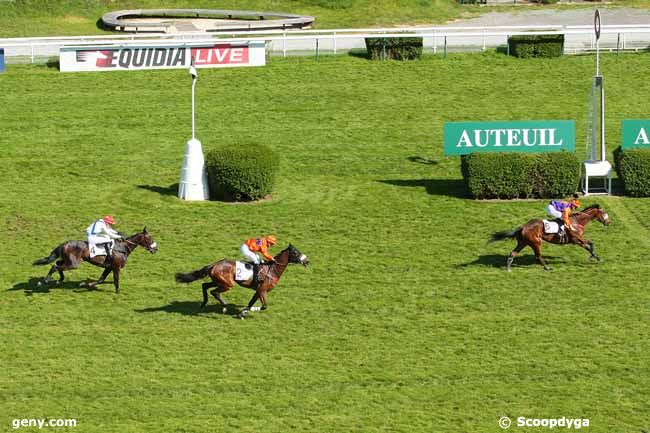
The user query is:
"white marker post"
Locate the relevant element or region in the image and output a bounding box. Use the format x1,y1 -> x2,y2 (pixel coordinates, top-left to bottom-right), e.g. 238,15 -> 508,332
178,64 -> 209,201
583,9 -> 612,195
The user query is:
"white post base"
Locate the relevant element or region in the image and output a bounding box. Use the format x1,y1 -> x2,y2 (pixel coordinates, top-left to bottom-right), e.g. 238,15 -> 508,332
582,160 -> 612,196
178,138 -> 209,201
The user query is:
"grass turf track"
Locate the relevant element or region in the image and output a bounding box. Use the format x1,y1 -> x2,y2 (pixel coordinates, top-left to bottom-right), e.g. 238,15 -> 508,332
1,52 -> 650,432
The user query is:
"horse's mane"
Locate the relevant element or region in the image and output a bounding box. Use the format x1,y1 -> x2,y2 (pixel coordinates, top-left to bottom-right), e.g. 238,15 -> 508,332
572,204 -> 600,216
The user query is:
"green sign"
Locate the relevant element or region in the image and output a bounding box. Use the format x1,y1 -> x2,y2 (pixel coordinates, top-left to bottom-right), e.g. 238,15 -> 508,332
444,120 -> 575,156
621,120 -> 650,149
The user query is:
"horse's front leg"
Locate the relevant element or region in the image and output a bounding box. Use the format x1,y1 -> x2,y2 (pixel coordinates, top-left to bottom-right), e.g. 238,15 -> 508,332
582,241 -> 600,262
113,267 -> 121,294
238,293 -> 260,319
87,267 -> 112,290
575,238 -> 600,262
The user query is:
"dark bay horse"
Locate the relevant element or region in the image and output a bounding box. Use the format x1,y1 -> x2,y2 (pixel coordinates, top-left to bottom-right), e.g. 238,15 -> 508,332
490,204 -> 610,271
33,228 -> 158,293
175,244 -> 309,318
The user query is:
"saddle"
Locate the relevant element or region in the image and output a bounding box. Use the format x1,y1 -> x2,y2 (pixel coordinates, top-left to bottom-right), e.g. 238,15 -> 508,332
542,219 -> 561,234
235,261 -> 255,282
88,240 -> 114,258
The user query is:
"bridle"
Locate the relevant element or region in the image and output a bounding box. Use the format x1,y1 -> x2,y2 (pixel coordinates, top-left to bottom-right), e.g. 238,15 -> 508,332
122,234 -> 157,253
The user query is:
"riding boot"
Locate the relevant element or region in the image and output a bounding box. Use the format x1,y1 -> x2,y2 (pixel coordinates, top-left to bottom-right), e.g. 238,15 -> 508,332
555,219 -> 566,242
103,244 -> 112,264
252,263 -> 260,287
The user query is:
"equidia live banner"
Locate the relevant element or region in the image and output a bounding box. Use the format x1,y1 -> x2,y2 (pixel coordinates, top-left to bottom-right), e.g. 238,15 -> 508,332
443,120 -> 575,156
59,41 -> 266,72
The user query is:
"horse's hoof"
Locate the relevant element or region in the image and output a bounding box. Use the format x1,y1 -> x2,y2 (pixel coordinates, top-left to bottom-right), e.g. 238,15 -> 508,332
37,280 -> 43,287
544,267 -> 552,271
79,282 -> 86,287
222,307 -> 228,314
54,281 -> 61,286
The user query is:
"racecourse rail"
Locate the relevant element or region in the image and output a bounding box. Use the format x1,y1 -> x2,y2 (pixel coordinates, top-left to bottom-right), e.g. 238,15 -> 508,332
2,24 -> 650,63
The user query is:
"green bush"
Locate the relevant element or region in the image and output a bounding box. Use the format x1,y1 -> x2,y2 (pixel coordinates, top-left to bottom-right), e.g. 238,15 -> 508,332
508,35 -> 564,58
365,37 -> 423,60
615,147 -> 650,197
613,145 -> 623,177
533,153 -> 582,197
205,144 -> 280,201
461,152 -> 580,199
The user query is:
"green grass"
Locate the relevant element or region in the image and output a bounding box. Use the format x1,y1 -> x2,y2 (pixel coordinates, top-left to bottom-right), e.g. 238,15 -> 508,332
1,52 -> 650,432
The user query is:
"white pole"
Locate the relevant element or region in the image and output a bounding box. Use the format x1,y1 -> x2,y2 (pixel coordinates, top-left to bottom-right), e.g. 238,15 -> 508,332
191,74 -> 196,140
600,79 -> 605,161
178,64 -> 209,201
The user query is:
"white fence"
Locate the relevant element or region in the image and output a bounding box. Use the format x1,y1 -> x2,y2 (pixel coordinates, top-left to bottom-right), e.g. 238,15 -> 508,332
1,24 -> 650,63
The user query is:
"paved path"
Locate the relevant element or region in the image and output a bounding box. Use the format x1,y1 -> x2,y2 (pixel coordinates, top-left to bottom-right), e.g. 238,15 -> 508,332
446,7 -> 650,27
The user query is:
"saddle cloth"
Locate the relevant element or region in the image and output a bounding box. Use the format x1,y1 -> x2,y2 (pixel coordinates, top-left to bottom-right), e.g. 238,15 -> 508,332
543,220 -> 560,234
235,261 -> 254,282
89,241 -> 114,258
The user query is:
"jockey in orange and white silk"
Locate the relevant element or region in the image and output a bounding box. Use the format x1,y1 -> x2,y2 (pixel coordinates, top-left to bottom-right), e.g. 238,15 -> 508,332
240,235 -> 277,264
86,216 -> 122,256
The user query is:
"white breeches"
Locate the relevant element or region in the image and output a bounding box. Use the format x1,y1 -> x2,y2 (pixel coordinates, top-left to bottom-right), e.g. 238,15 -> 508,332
88,235 -> 113,248
546,204 -> 563,219
240,244 -> 261,264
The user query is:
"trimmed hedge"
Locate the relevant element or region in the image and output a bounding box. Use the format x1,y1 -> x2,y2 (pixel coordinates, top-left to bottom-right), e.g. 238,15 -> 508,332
365,37 -> 423,60
613,146 -> 650,197
461,152 -> 580,199
205,144 -> 280,201
507,35 -> 564,58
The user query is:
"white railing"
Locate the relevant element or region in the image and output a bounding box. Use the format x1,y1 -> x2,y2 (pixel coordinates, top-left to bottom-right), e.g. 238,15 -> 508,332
1,24 -> 649,63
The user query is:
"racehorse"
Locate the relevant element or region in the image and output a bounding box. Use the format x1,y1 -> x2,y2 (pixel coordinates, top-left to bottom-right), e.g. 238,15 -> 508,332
489,204 -> 610,271
175,244 -> 309,318
33,227 -> 158,293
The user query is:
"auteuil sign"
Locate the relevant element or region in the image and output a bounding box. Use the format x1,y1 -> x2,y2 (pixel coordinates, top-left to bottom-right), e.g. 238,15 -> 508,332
444,120 -> 575,155
621,120 -> 650,149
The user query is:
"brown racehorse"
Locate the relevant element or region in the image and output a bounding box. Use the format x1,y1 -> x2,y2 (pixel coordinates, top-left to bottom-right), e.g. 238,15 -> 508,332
489,204 -> 610,271
175,244 -> 309,318
33,228 -> 158,293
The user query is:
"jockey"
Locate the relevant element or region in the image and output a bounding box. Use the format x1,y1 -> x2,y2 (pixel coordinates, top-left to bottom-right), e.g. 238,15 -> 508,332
86,215 -> 122,261
241,235 -> 277,286
546,194 -> 581,236
241,235 -> 277,264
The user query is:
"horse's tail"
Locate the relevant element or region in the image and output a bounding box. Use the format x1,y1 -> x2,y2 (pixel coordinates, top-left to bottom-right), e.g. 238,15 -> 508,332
175,264 -> 213,283
489,228 -> 521,243
33,244 -> 64,266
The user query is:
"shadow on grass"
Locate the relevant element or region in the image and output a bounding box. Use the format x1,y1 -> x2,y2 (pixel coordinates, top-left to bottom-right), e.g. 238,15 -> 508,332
134,301 -> 242,318
8,277 -> 108,295
407,155 -> 438,165
378,178 -> 469,198
137,183 -> 179,197
347,49 -> 370,60
46,58 -> 60,69
457,254 -> 565,269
